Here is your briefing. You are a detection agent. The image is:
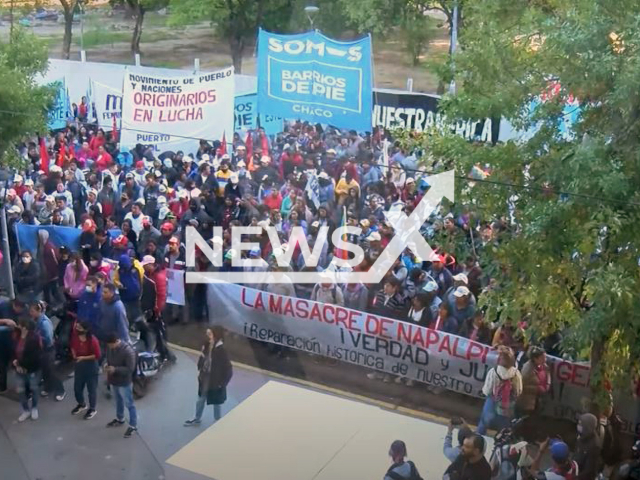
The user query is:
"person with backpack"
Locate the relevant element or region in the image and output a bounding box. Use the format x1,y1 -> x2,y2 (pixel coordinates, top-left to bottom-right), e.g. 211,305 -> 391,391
104,333 -> 138,438
384,440 -> 423,480
311,277 -> 345,306
116,254 -> 142,327
477,346 -> 523,435
529,440 -> 579,480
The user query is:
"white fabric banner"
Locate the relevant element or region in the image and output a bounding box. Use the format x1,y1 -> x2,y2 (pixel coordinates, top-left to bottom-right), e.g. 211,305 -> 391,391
93,80 -> 122,129
120,67 -> 234,154
206,283 -> 637,434
166,268 -> 185,306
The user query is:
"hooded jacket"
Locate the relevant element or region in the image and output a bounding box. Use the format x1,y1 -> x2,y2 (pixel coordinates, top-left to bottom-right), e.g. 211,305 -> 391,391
117,254 -> 141,303
98,294 -> 130,343
574,413 -> 602,480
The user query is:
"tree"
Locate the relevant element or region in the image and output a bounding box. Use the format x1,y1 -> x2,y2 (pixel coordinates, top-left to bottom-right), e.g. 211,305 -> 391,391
0,29 -> 54,168
398,0 -> 640,409
169,0 -> 294,73
110,0 -> 169,54
60,0 -> 78,59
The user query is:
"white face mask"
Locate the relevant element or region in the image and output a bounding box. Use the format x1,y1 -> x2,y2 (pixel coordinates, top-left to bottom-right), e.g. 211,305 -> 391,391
85,286 -> 95,293
22,257 -> 31,264
90,260 -> 99,267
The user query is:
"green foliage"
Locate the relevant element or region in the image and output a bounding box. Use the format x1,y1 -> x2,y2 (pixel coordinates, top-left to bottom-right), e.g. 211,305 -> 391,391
401,13 -> 438,66
0,29 -> 54,170
398,0 -> 640,401
287,0 -> 358,38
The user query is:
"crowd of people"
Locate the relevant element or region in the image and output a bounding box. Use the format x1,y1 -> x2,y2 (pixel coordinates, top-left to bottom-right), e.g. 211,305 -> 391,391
0,104 -> 631,473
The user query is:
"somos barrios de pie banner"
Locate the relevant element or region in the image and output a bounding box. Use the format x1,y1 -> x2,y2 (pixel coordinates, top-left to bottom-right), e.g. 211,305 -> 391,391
257,29 -> 373,132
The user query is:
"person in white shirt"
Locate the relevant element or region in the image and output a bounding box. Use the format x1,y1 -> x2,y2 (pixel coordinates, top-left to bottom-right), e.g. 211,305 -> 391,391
124,201 -> 145,239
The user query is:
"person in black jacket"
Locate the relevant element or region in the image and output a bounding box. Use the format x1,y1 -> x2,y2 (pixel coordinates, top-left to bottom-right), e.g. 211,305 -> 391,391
184,326 -> 233,426
14,318 -> 43,422
14,250 -> 42,303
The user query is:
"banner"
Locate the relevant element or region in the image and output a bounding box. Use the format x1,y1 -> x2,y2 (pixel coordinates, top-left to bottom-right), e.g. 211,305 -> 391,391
234,92 -> 283,135
48,79 -> 71,130
16,224 -> 121,254
207,283 -> 637,434
372,90 -> 501,144
257,29 -> 373,132
166,269 -> 185,306
93,80 -> 123,129
120,67 -> 235,153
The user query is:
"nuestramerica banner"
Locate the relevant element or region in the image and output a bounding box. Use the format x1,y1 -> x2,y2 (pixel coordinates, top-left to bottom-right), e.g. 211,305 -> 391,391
120,67 -> 235,153
207,283 -> 637,434
257,29 -> 372,131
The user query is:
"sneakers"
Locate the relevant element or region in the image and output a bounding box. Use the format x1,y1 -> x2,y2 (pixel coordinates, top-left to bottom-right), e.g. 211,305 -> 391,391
106,419 -> 125,428
40,390 -> 49,397
123,426 -> 137,438
55,392 -> 66,402
31,408 -> 39,420
18,411 -> 31,422
72,404 -> 87,416
184,419 -> 201,426
84,409 -> 97,420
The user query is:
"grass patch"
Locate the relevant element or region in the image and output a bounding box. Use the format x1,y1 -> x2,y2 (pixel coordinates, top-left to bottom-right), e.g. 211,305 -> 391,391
146,59 -> 183,68
143,13 -> 169,28
73,28 -> 130,47
141,30 -> 177,42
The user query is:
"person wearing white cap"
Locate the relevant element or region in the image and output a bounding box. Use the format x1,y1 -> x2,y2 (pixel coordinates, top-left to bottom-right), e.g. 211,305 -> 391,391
447,286 -> 476,330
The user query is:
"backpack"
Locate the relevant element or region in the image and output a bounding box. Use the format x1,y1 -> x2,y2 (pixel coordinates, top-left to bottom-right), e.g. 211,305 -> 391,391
492,369 -> 517,417
119,266 -> 141,300
386,461 -> 423,480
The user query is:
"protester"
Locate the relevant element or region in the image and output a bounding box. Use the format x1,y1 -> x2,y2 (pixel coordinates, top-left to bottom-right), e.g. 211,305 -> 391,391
444,418 -> 473,463
516,346 -> 551,418
14,318 -> 43,422
443,434 -> 491,480
529,439 -> 579,480
184,326 -> 233,426
70,320 -> 101,419
383,440 -> 423,480
105,333 -> 138,438
573,413 -> 603,480
30,301 -> 65,401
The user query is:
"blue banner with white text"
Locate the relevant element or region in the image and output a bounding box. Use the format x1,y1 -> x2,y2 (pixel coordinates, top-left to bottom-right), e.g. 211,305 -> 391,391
257,29 -> 373,132
234,92 -> 283,136
47,79 -> 71,130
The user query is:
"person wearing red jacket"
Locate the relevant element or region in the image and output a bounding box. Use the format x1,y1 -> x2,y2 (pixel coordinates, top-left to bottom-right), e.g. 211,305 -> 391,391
89,130 -> 106,156
95,146 -> 113,172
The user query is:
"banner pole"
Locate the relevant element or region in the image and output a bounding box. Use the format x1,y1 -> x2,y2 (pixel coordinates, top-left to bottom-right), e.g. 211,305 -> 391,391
1,207 -> 15,300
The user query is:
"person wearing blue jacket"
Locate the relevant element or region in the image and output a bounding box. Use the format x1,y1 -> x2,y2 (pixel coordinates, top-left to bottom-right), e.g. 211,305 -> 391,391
117,254 -> 141,326
77,276 -> 102,334
29,302 -> 66,401
98,283 -> 131,345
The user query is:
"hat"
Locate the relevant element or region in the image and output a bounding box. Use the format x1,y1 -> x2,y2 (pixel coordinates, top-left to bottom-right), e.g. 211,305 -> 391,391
453,273 -> 469,284
14,174 -> 23,183
45,195 -> 55,203
221,153 -> 230,160
212,236 -> 224,246
201,154 -> 210,162
135,161 -> 145,169
453,286 -> 471,298
366,231 -> 382,242
236,145 -> 246,151
161,222 -> 174,231
260,156 -> 271,164
141,255 -> 156,266
318,171 -> 330,180
406,177 -> 415,184
125,172 -> 135,179
326,148 -> 336,155
154,170 -> 162,178
311,221 -> 320,228
237,160 -> 246,168
159,184 -> 167,193
423,281 -> 439,293
163,159 -> 173,168
230,173 -> 239,184
168,237 -> 179,245
550,440 -> 570,462
50,165 -> 62,173
87,188 -> 98,197
359,219 -> 370,228
113,235 -> 128,247
24,179 -> 34,186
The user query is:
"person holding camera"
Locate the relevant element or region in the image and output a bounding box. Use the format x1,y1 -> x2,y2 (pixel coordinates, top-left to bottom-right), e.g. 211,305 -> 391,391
528,439 -> 578,480
443,434 -> 491,480
444,417 -> 473,462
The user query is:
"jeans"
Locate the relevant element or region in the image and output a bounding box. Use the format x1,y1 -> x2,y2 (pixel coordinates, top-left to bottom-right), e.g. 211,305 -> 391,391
113,384 -> 137,427
74,360 -> 98,409
477,396 -> 510,435
17,372 -> 41,411
194,395 -> 221,422
41,348 -> 64,395
0,355 -> 9,391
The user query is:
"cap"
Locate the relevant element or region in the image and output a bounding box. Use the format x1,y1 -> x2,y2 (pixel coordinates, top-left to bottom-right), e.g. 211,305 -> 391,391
201,154 -> 210,162
159,184 -> 167,193
212,236 -> 224,245
230,173 -> 239,184
326,148 -> 336,154
453,286 -> 471,298
154,170 -> 162,178
88,188 -> 98,197
141,255 -> 156,266
237,160 -> 246,168
366,232 -> 382,242
113,235 -> 128,247
135,161 -> 145,169
168,237 -> 179,245
221,153 -> 230,160
14,174 -> 23,183
550,440 -> 570,462
161,222 -> 174,231
318,171 -> 330,180
423,281 -> 439,293
125,172 -> 135,179
24,179 -> 34,186
406,177 -> 415,184
432,253 -> 445,263
453,273 -> 469,284
236,145 -> 246,151
360,219 -> 370,228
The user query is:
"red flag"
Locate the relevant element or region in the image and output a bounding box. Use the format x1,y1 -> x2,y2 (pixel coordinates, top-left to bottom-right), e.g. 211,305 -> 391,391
260,131 -> 269,155
112,114 -> 118,143
39,137 -> 50,174
245,131 -> 254,172
220,131 -> 227,155
57,139 -> 66,167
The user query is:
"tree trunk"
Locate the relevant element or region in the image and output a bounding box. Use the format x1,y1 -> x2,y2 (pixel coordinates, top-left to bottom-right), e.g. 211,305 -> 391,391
229,37 -> 244,74
62,10 -> 73,59
589,339 -> 606,415
131,6 -> 145,54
